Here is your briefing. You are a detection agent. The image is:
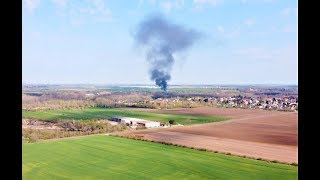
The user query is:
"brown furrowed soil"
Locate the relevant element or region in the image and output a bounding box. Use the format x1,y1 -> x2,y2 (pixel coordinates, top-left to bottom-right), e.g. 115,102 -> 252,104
120,107 -> 298,164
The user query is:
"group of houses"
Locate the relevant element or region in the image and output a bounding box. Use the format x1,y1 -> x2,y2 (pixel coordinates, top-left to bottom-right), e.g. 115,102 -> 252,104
216,96 -> 298,111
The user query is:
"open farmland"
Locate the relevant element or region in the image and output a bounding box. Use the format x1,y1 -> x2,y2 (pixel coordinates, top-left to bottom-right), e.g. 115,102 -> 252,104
22,107 -> 228,125
23,135 -> 297,179
128,106 -> 286,119
121,107 -> 298,164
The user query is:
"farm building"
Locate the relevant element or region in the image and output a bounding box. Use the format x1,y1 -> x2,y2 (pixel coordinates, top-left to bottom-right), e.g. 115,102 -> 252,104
111,116 -> 161,128
111,116 -> 123,122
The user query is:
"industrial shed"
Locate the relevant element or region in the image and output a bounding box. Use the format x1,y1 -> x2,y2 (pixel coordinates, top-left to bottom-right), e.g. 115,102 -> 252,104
110,116 -> 161,128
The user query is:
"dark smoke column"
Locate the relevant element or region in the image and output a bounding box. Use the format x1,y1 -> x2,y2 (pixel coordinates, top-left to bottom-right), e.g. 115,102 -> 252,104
133,15 -> 201,92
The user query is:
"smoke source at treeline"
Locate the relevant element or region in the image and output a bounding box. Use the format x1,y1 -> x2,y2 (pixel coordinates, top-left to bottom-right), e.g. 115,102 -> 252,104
133,14 -> 202,92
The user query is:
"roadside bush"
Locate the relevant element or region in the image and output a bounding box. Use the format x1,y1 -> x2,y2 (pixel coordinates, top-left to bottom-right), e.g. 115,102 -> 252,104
168,120 -> 176,125
198,148 -> 207,151
290,162 -> 298,166
28,134 -> 39,143
55,120 -> 127,133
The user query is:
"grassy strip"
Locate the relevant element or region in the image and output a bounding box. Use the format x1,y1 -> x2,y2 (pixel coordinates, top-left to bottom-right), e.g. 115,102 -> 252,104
22,107 -> 229,125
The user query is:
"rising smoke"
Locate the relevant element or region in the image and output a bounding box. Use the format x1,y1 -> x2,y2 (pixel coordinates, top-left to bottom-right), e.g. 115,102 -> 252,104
133,14 -> 201,92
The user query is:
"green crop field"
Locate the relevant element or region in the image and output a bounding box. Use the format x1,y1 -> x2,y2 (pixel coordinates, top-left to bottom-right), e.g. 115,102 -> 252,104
22,107 -> 228,125
23,135 -> 297,180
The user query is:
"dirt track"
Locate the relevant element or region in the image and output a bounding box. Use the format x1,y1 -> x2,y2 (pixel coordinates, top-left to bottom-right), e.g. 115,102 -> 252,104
120,107 -> 298,163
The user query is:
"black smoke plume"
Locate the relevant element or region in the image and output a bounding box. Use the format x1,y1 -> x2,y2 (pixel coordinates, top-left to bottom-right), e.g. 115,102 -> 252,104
133,14 -> 201,92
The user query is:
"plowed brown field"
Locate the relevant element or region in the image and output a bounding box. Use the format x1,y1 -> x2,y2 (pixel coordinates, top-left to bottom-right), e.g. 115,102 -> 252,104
120,107 -> 298,163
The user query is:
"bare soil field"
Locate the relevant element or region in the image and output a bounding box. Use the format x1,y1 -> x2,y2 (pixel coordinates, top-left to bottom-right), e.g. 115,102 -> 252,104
121,107 -> 298,164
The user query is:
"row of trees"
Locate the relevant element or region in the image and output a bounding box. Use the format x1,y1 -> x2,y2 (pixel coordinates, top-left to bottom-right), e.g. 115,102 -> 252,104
22,92 -> 154,110
22,99 -> 96,111
24,90 -> 262,111
22,120 -> 128,143
23,95 -> 219,111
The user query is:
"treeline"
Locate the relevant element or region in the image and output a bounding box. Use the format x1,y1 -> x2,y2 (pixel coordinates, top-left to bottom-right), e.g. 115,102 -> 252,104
22,89 -> 243,111
22,91 -> 154,110
22,91 -> 217,110
22,120 -> 128,143
22,100 -> 95,111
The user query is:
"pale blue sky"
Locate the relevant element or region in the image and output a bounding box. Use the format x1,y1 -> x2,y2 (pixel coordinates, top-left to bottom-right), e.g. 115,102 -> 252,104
22,0 -> 297,85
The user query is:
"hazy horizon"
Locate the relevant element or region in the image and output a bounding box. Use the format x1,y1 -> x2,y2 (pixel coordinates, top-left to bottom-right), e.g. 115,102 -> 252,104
22,83 -> 298,86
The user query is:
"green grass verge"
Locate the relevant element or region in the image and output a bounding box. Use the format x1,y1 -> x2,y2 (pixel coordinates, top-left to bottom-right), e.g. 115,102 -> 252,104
22,107 -> 228,125
23,135 -> 297,180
